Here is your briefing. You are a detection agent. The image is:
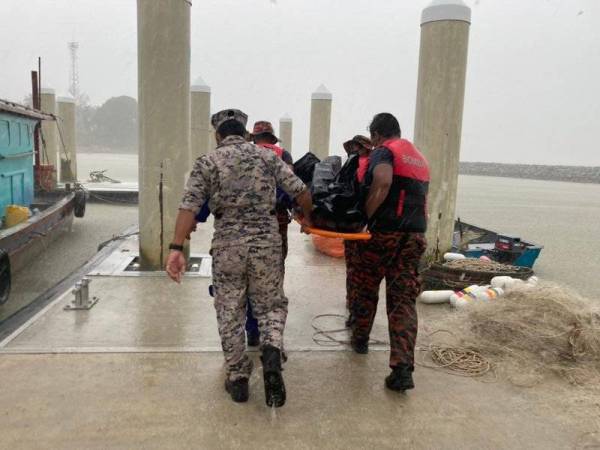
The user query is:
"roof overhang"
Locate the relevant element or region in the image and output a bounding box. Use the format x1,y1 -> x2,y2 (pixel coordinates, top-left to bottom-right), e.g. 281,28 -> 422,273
0,99 -> 56,121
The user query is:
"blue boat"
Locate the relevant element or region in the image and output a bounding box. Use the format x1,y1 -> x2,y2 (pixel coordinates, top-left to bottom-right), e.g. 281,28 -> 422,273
0,99 -> 86,305
452,219 -> 543,268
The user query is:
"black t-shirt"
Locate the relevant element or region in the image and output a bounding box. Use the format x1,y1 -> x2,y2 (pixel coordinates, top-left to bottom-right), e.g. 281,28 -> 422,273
281,150 -> 293,166
366,147 -> 394,180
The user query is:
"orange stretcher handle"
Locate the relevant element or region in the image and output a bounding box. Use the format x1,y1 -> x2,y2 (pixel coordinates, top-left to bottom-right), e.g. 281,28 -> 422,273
295,219 -> 371,240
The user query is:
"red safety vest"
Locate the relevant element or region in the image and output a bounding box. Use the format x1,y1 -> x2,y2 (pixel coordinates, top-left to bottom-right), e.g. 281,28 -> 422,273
260,143 -> 284,159
370,138 -> 430,232
356,154 -> 369,183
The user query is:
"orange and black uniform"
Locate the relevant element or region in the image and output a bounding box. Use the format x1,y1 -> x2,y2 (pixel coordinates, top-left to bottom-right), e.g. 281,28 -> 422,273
350,138 -> 429,368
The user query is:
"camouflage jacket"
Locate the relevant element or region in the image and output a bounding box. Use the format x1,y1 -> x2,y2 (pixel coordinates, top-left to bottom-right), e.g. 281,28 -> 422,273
180,135 -> 306,248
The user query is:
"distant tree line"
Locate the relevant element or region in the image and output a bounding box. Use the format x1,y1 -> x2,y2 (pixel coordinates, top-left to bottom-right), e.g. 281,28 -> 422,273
24,93 -> 138,151
460,162 -> 600,185
77,95 -> 137,150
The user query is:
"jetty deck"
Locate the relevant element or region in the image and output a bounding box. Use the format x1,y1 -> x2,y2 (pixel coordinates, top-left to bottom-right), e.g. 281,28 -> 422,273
0,223 -> 597,449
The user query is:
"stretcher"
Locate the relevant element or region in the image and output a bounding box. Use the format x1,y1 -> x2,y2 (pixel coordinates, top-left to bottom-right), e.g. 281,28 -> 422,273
295,219 -> 371,241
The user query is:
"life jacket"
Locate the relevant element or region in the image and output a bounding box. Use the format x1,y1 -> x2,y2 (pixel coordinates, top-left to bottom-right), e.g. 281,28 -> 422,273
258,142 -> 293,214
356,154 -> 369,183
260,142 -> 284,159
369,138 -> 429,233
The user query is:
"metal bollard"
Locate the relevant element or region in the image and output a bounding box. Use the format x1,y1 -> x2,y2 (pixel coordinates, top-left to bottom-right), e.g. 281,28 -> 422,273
65,277 -> 99,311
80,278 -> 90,303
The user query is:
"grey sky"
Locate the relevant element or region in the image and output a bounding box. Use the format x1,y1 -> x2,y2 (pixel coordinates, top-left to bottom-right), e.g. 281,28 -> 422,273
1,0 -> 598,165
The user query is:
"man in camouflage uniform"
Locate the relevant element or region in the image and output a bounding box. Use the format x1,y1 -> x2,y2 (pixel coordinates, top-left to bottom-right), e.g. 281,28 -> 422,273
166,109 -> 312,407
350,113 -> 429,392
243,120 -> 295,346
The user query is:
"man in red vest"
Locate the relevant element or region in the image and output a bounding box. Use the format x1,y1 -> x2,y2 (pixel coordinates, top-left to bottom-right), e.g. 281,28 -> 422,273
342,135 -> 372,326
244,121 -> 294,346
350,113 -> 429,393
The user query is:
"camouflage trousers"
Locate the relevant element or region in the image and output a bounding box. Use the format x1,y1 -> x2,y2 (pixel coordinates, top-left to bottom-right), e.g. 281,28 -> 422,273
246,219 -> 288,334
349,232 -> 426,367
212,244 -> 287,381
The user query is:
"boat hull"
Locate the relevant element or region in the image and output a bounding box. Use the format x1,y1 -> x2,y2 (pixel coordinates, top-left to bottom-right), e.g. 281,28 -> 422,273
453,220 -> 543,268
0,192 -> 75,274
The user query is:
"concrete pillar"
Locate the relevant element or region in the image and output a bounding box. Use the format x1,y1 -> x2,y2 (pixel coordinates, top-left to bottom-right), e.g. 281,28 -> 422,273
413,0 -> 471,258
57,96 -> 77,182
137,0 -> 191,269
190,76 -> 211,161
309,84 -> 332,160
279,114 -> 292,152
40,87 -> 58,185
208,123 -> 217,151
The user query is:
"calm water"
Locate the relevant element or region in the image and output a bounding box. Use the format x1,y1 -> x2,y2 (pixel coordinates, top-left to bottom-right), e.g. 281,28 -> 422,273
78,153 -> 600,298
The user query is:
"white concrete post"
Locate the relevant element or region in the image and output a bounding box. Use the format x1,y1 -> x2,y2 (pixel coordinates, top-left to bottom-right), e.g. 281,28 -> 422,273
413,0 -> 471,258
279,114 -> 292,152
190,76 -> 211,161
208,124 -> 217,152
309,84 -> 332,160
137,0 -> 191,269
57,96 -> 77,182
40,87 -> 58,186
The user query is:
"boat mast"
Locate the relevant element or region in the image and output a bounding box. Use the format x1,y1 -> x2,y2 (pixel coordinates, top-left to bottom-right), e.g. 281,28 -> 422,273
31,70 -> 40,168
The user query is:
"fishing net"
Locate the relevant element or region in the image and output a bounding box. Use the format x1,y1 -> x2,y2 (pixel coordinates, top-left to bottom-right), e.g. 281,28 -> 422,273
431,283 -> 600,386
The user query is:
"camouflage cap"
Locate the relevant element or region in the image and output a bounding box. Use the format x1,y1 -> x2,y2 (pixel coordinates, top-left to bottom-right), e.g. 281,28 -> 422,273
251,120 -> 279,142
343,135 -> 373,153
211,108 -> 248,130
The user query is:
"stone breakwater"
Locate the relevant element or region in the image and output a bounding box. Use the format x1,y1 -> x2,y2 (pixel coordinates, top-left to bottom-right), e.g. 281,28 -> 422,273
460,162 -> 600,185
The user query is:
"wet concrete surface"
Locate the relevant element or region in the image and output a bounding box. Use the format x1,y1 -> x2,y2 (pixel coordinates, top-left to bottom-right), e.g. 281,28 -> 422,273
0,203 -> 137,322
0,351 -> 594,450
1,223 -> 599,448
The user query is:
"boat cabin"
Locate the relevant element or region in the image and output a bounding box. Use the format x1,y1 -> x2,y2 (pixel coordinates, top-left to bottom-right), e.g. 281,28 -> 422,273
0,99 -> 54,226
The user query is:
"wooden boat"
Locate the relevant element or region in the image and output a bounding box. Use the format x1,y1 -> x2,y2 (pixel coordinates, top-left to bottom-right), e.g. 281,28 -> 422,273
0,98 -> 86,304
452,219 -> 543,268
421,220 -> 542,291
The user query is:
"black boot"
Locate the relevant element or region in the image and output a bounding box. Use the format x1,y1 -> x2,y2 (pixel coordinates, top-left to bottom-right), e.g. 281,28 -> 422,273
385,364 -> 415,392
261,345 -> 286,408
351,336 -> 369,354
246,330 -> 260,347
224,378 -> 249,403
345,313 -> 354,328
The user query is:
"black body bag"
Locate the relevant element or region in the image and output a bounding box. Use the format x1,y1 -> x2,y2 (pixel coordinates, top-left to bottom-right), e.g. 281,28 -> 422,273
310,154 -> 366,233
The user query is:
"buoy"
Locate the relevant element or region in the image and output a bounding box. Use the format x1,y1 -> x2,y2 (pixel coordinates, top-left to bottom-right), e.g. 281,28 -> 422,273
474,287 -> 504,302
479,255 -> 492,262
450,285 -> 504,308
449,285 -> 480,307
417,290 -> 454,304
491,276 -> 516,289
444,252 -> 466,261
